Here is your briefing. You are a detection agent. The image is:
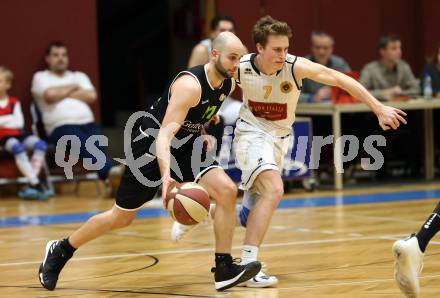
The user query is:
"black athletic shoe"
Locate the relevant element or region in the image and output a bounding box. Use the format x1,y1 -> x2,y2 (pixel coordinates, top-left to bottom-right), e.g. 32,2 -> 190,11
38,240 -> 72,290
211,257 -> 261,291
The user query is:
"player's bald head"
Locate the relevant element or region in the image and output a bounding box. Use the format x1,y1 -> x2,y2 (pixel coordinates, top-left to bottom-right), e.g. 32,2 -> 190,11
212,31 -> 244,53
210,32 -> 244,79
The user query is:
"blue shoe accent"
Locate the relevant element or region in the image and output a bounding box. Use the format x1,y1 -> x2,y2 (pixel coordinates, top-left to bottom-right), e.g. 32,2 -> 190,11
18,186 -> 41,200
43,188 -> 55,198
18,186 -> 51,201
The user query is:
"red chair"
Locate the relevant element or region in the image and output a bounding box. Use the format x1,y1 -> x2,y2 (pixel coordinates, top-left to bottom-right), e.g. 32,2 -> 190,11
331,71 -> 360,104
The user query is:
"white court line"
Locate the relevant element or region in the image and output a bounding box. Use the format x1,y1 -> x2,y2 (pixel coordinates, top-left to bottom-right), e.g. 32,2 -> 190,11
115,231 -> 140,236
321,230 -> 336,234
276,274 -> 440,290
318,210 -> 424,224
296,228 -> 310,232
0,235 -> 402,268
29,238 -> 48,242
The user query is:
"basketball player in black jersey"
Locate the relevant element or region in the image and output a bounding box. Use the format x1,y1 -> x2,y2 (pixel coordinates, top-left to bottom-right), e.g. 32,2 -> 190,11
392,201 -> 440,297
38,32 -> 260,292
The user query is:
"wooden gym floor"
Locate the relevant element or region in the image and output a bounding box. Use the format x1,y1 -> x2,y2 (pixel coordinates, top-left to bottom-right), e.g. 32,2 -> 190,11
0,182 -> 439,297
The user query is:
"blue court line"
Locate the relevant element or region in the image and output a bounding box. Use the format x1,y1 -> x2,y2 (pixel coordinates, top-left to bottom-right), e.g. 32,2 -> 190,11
278,189 -> 440,209
1,189 -> 439,228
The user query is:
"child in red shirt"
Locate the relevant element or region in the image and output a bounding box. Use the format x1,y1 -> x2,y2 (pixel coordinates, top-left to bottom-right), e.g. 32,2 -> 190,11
0,66 -> 52,200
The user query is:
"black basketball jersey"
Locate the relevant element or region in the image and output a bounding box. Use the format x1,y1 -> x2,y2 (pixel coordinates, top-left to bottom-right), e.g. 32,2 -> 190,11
141,64 -> 233,139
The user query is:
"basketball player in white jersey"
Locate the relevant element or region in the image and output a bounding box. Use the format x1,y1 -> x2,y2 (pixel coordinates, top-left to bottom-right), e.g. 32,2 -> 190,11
173,16 -> 407,287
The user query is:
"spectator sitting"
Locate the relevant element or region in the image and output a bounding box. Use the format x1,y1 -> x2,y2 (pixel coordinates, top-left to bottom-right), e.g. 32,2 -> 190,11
420,43 -> 440,98
300,31 -> 351,103
188,15 -> 236,68
360,34 -> 420,101
0,66 -> 52,200
31,41 -> 123,196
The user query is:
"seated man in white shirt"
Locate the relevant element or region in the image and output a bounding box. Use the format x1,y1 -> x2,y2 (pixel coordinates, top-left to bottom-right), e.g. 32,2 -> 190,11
31,41 -> 122,194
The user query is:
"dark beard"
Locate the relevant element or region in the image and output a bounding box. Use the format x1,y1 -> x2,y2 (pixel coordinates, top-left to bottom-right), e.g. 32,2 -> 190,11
215,56 -> 231,79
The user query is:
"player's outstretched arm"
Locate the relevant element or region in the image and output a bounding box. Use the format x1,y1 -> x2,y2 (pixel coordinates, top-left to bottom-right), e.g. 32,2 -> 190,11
156,75 -> 201,199
294,57 -> 407,130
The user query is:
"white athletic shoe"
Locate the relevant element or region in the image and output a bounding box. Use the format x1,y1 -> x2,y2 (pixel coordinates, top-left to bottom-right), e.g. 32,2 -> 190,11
238,270 -> 278,288
392,235 -> 424,298
171,204 -> 214,242
171,221 -> 199,242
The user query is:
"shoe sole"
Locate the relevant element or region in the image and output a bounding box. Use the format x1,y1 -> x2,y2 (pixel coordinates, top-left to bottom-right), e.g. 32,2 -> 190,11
392,242 -> 419,298
38,240 -> 58,290
239,277 -> 279,288
215,262 -> 262,291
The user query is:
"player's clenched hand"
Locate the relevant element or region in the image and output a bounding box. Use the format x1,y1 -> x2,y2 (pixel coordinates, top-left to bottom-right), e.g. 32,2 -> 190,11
210,114 -> 221,125
376,105 -> 407,131
200,126 -> 217,151
201,134 -> 217,151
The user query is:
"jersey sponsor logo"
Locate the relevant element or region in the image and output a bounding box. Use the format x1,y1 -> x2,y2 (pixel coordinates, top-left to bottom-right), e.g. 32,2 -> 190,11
182,120 -> 204,133
248,99 -> 287,121
201,99 -> 209,104
280,81 -> 293,94
219,94 -> 226,102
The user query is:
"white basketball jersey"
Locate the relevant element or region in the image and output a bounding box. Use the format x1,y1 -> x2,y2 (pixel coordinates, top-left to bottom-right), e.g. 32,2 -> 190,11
237,53 -> 301,136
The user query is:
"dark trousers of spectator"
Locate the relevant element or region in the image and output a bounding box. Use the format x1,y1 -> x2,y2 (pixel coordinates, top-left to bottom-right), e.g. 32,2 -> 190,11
49,123 -> 113,180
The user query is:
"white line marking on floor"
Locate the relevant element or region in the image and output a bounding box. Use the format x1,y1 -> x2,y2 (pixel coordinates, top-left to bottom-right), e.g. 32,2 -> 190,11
0,234 -> 405,268
115,231 -> 140,236
321,230 -> 336,234
318,211 -> 422,224
276,274 -> 440,290
29,238 -> 48,241
296,228 -> 310,232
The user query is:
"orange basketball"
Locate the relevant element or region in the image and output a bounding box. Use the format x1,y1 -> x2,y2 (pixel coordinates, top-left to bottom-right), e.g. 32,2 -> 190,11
165,182 -> 210,225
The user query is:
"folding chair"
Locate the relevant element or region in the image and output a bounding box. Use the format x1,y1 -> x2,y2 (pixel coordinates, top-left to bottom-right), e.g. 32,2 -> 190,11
30,103 -> 101,196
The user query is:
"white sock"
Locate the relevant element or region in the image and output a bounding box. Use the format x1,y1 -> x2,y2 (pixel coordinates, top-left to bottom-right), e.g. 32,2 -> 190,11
15,152 -> 39,186
31,149 -> 45,175
241,245 -> 259,265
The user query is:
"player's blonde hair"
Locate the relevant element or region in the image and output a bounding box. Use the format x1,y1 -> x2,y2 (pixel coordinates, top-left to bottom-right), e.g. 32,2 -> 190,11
0,66 -> 13,82
252,15 -> 292,47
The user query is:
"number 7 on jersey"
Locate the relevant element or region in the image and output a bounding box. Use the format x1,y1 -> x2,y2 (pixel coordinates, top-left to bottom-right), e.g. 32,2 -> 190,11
263,85 -> 272,99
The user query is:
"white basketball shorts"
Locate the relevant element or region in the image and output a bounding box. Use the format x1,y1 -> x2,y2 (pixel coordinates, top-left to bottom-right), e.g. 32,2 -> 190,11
233,119 -> 292,190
